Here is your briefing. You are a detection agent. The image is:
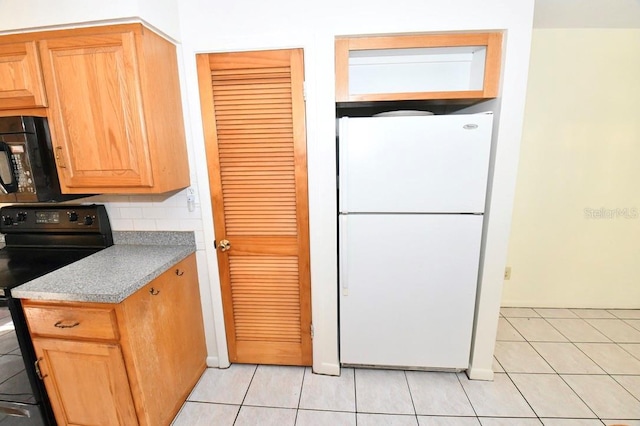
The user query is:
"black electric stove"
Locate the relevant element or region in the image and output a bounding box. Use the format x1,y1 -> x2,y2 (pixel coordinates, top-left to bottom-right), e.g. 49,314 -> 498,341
0,204 -> 113,425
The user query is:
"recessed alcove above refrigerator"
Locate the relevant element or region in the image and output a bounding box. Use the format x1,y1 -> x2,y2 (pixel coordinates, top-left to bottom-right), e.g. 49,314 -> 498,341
335,31 -> 503,116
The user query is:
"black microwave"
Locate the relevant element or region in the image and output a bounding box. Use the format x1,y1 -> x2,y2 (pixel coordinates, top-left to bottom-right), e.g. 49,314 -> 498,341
0,116 -> 89,203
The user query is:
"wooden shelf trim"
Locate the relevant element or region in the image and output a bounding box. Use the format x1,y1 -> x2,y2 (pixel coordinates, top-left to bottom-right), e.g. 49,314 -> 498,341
335,31 -> 503,103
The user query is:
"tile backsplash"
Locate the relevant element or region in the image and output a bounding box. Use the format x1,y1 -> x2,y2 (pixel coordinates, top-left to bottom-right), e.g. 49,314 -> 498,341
86,188 -> 206,250
0,188 -> 207,250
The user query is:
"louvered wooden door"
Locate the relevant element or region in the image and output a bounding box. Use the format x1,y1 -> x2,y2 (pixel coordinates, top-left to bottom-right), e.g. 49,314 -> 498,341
196,49 -> 312,366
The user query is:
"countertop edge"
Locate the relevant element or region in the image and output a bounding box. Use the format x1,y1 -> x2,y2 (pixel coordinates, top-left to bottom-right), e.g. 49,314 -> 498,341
11,231 -> 197,304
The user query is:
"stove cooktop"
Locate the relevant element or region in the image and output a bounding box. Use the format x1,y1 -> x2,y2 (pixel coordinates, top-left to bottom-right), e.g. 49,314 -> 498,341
0,204 -> 113,298
0,247 -> 101,294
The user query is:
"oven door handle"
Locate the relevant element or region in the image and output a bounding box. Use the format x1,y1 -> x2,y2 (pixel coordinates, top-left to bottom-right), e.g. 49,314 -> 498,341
0,142 -> 18,194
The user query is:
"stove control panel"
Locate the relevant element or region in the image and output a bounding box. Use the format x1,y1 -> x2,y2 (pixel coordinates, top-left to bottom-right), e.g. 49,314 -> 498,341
0,204 -> 110,234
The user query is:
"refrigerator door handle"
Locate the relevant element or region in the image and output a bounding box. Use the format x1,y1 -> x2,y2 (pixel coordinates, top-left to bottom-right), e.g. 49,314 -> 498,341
339,214 -> 349,296
338,117 -> 348,213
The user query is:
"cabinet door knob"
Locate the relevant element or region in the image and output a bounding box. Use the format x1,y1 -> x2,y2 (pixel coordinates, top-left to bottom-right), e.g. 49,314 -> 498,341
149,287 -> 160,296
54,320 -> 79,329
176,269 -> 184,276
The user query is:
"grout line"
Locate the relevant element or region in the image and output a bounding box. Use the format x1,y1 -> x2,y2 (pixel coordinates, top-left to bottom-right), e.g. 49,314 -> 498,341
502,370 -> 542,422
353,368 -> 358,417
402,370 -> 418,422
609,375 -> 640,405
293,367 -> 307,424
519,323 -> 614,421
502,314 -> 607,422
537,315 -> 572,343
501,317 -> 530,342
519,319 -> 601,420
493,355 -> 507,374
455,370 -> 479,419
522,340 -> 559,375
622,319 -> 640,332
232,364 -> 258,425
618,344 -> 640,362
576,318 -> 616,343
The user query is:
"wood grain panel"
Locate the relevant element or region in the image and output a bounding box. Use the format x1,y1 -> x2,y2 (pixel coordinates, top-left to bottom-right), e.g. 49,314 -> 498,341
0,40 -> 47,109
212,66 -> 298,237
39,32 -> 153,188
33,338 -> 138,426
119,254 -> 206,426
231,255 -> 302,343
24,305 -> 118,341
197,49 -> 312,366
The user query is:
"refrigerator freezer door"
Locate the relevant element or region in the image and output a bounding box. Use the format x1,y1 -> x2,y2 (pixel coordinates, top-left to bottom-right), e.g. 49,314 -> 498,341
339,114 -> 493,214
339,214 -> 483,369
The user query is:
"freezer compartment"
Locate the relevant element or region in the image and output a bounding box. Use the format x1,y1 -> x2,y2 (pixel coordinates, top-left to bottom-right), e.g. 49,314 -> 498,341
339,214 -> 483,369
339,114 -> 493,214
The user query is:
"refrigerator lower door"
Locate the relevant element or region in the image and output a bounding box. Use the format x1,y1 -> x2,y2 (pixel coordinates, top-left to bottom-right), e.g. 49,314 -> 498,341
339,214 -> 483,369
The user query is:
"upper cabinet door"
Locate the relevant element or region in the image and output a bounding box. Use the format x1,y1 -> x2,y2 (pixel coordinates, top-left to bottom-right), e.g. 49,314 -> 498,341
39,31 -> 153,189
0,41 -> 47,110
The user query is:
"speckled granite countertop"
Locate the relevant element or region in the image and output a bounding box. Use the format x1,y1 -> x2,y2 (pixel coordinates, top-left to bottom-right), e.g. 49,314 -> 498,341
11,231 -> 196,304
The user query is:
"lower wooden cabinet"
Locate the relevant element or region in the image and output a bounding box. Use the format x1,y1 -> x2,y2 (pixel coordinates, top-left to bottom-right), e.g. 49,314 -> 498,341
23,253 -> 206,426
33,339 -> 138,425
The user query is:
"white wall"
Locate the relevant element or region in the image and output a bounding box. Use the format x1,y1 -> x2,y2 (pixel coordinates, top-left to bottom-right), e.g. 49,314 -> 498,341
177,0 -> 534,378
0,0 -> 535,379
0,0 -> 181,40
503,28 -> 640,309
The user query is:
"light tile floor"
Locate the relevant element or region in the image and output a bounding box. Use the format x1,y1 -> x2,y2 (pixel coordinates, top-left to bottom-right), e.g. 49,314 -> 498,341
172,308 -> 640,425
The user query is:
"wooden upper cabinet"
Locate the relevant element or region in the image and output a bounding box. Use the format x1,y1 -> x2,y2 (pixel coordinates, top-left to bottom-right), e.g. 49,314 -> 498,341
38,24 -> 189,193
0,40 -> 47,110
335,32 -> 503,103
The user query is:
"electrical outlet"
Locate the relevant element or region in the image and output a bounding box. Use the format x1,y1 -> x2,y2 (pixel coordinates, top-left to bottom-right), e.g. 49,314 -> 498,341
504,267 -> 511,280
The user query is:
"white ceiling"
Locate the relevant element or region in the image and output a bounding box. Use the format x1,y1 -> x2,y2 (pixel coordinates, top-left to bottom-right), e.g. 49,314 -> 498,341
534,0 -> 640,28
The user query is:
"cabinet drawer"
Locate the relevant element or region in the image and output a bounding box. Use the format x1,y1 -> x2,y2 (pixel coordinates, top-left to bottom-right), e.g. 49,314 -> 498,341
24,305 -> 118,341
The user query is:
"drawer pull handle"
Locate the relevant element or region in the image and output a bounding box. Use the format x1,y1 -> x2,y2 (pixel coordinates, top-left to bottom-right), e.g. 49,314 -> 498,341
54,321 -> 79,329
35,358 -> 47,380
176,269 -> 184,276
149,287 -> 160,296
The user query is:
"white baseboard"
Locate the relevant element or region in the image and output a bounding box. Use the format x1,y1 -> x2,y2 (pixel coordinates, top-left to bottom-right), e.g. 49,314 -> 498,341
313,362 -> 340,376
466,367 -> 494,381
206,356 -> 220,368
501,300 -> 640,309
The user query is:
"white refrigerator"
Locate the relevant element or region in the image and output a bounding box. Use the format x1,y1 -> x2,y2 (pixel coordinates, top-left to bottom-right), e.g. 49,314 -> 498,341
338,113 -> 493,369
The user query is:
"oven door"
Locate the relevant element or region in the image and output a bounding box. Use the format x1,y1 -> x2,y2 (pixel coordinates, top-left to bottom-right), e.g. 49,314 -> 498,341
0,296 -> 55,425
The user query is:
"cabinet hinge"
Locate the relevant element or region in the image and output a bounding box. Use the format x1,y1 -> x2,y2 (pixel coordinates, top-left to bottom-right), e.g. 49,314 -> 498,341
303,81 -> 307,101
310,323 -> 314,339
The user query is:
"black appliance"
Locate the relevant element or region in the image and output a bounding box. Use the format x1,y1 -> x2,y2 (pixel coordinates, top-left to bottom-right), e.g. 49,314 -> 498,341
0,204 -> 113,425
0,116 -> 90,203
